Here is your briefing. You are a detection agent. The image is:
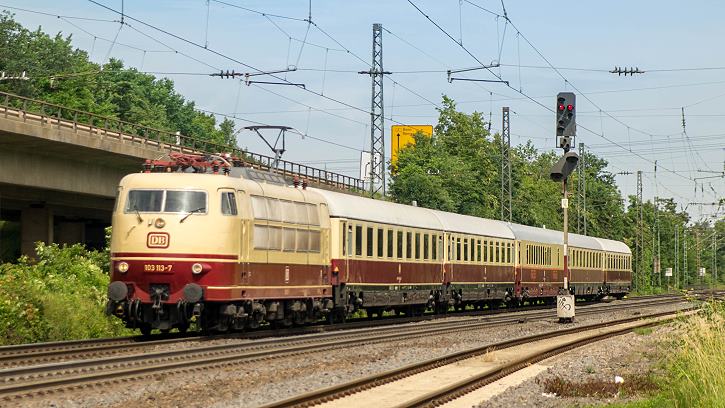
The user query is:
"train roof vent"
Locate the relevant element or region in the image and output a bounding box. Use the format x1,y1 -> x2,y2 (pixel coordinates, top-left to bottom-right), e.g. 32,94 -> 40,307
231,167 -> 287,185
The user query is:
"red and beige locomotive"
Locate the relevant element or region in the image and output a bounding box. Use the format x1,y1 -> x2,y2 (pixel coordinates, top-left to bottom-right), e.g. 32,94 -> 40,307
106,155 -> 631,334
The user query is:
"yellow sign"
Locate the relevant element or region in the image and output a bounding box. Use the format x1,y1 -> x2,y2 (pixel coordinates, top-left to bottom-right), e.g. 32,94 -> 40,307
391,125 -> 433,166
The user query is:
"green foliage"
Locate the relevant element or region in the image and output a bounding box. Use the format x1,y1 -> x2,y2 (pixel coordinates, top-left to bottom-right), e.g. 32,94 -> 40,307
0,12 -> 235,147
0,243 -> 130,345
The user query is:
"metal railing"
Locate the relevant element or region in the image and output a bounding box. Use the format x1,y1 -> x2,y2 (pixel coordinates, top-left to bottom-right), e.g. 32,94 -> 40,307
0,90 -> 364,191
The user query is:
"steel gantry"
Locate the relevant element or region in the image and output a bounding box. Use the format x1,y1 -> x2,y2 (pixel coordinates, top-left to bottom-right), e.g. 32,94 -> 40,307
500,107 -> 512,222
359,23 -> 389,197
577,142 -> 587,235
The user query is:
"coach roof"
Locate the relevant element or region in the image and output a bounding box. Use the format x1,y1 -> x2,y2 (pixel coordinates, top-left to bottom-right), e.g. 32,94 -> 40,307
311,188 -> 444,230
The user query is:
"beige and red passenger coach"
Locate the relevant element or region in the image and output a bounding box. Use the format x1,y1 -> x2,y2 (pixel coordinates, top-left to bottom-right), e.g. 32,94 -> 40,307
107,165 -> 631,334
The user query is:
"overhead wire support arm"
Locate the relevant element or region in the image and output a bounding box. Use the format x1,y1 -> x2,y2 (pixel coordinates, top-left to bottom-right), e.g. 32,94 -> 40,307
449,77 -> 509,85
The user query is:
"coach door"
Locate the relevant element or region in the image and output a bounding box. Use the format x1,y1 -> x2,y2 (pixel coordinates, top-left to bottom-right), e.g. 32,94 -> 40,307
443,232 -> 451,283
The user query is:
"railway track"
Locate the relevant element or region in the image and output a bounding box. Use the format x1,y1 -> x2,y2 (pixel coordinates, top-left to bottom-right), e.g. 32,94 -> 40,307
262,308 -> 697,408
0,296 -> 687,402
0,295 -> 679,369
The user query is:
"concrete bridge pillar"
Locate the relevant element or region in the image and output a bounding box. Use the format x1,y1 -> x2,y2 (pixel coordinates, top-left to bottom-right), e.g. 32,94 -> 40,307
20,206 -> 53,258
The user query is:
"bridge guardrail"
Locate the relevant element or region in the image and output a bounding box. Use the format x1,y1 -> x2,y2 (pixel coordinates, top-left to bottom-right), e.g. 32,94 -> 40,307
0,91 -> 364,191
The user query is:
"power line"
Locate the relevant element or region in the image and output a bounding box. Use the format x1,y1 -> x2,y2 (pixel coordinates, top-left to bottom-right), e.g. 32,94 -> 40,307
460,0 -> 695,183
86,0 -> 378,119
0,3 -> 117,22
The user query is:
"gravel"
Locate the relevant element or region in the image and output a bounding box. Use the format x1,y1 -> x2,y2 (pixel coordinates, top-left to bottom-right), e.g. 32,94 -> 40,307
20,299 -> 690,408
475,324 -> 674,408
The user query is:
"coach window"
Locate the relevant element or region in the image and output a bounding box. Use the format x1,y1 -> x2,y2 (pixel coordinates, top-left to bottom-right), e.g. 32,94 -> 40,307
455,237 -> 463,261
430,235 -> 443,261
221,192 -> 238,215
406,231 -> 413,259
355,225 -> 363,256
397,231 -> 404,259
413,232 -> 420,260
476,240 -> 482,263
414,233 -> 421,260
309,230 -> 321,252
377,228 -> 384,258
423,234 -> 430,260
307,204 -> 320,226
463,238 -> 469,262
366,226 -> 374,257
494,242 -> 499,264
387,229 -> 394,258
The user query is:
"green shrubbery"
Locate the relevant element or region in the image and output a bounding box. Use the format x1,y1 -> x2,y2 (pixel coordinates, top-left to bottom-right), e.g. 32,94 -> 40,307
0,243 -> 130,345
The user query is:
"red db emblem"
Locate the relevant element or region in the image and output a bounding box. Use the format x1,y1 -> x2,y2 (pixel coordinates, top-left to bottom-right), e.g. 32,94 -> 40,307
147,232 -> 170,248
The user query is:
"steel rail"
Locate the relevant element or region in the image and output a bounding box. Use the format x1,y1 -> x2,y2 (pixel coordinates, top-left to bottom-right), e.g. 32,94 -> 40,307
0,295 -> 679,369
0,295 -> 680,368
260,308 -> 696,408
0,298 -> 687,400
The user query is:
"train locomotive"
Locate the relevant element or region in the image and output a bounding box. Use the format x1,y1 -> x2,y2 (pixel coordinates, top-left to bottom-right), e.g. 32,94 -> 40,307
106,154 -> 632,334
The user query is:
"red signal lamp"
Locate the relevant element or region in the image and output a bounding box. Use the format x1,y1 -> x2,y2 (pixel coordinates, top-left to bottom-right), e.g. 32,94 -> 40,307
567,104 -> 574,111
558,104 -> 565,111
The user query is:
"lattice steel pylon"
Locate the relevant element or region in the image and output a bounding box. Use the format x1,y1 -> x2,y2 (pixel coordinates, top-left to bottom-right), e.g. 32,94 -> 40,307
359,23 -> 389,197
636,170 -> 643,290
577,142 -> 587,235
500,107 -> 512,222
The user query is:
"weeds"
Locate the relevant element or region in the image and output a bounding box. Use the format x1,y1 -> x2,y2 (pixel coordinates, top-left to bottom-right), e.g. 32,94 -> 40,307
541,375 -> 657,398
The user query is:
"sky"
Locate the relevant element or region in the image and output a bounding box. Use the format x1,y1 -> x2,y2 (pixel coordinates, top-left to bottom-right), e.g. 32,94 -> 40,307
3,0 -> 724,223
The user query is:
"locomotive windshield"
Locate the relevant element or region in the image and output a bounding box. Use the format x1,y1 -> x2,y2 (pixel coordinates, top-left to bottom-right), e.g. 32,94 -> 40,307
124,190 -> 207,214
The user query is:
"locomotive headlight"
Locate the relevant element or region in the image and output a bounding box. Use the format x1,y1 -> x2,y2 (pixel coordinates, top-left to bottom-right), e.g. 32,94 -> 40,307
154,218 -> 166,228
191,263 -> 203,274
117,261 -> 129,274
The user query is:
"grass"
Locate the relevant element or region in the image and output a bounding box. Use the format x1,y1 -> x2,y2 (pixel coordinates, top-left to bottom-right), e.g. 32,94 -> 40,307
602,301 -> 725,408
633,327 -> 654,336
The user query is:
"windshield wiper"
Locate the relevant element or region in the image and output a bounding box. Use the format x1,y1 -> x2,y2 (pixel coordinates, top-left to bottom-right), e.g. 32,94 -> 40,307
133,206 -> 144,224
180,207 -> 206,223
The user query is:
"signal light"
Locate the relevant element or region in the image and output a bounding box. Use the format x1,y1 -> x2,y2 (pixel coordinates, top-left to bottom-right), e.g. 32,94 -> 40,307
555,92 -> 576,140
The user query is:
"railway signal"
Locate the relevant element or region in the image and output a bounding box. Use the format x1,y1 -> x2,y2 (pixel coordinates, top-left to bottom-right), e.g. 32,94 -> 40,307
553,92 -> 578,322
556,92 -> 576,152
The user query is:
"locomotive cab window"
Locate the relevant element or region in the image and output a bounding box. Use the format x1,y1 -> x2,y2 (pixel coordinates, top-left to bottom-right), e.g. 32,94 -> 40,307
125,190 -> 206,214
126,190 -> 163,212
221,192 -> 237,215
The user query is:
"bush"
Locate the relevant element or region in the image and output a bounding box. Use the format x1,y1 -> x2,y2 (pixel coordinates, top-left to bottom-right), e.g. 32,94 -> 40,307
0,242 -> 131,345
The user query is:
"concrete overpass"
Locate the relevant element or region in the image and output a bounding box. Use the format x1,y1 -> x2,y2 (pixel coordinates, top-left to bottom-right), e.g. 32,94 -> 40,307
0,91 -> 362,260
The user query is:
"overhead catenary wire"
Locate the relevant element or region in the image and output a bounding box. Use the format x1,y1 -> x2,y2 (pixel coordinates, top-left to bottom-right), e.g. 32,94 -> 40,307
456,0 -> 697,183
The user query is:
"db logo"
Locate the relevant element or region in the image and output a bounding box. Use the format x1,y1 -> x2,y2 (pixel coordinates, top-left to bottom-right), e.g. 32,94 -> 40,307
147,232 -> 170,248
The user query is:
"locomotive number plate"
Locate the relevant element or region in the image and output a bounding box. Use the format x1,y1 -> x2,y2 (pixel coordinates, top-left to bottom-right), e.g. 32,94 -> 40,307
147,232 -> 170,248
143,264 -> 173,272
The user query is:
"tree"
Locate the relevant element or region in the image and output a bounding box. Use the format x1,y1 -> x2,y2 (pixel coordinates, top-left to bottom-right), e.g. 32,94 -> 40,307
0,12 -> 235,147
